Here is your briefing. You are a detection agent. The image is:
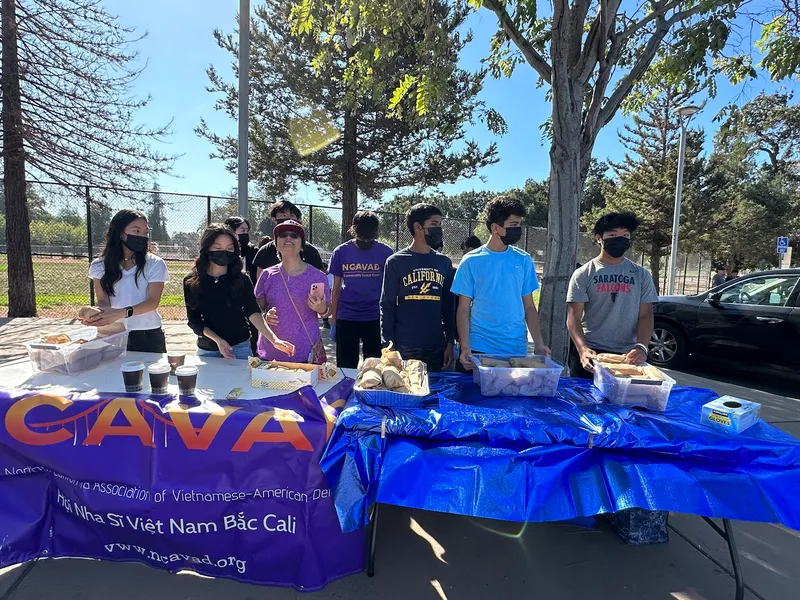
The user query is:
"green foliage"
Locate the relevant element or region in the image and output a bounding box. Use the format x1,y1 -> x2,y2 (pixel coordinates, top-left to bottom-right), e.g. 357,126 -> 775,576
308,207 -> 341,251
382,163 -> 611,229
589,86 -> 713,292
717,91 -> 800,171
757,15 -> 800,81
29,220 -> 86,246
200,0 -> 500,208
147,183 -> 170,242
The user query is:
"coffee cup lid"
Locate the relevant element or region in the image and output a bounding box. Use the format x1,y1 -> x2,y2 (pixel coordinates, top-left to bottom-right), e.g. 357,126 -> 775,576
167,351 -> 185,357
148,362 -> 171,374
121,361 -> 145,372
175,365 -> 198,376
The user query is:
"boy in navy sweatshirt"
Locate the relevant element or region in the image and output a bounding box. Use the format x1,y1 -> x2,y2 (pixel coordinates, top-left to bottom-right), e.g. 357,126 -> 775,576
380,203 -> 455,371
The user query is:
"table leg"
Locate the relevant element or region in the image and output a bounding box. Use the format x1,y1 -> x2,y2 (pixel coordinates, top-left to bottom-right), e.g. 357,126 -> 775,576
367,503 -> 380,578
702,517 -> 744,600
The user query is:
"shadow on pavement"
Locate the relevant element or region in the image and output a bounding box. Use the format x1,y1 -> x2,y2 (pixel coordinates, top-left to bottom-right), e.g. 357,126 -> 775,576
1,506 -> 763,600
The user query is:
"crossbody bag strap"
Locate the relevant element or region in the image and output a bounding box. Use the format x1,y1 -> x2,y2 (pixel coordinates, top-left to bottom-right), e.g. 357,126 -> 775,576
279,267 -> 314,346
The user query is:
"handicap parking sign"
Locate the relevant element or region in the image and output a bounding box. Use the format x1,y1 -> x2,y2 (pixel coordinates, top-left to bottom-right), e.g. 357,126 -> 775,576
778,236 -> 789,248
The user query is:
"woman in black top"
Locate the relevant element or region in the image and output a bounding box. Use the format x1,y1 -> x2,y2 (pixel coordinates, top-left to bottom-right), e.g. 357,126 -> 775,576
183,225 -> 295,360
223,216 -> 259,283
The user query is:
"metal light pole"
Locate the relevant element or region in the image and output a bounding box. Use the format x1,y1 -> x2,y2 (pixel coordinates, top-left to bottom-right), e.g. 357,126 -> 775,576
237,0 -> 250,219
667,104 -> 700,296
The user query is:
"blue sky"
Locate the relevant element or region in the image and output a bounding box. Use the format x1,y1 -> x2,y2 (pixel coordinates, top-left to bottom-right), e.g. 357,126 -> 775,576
108,0 -> 796,204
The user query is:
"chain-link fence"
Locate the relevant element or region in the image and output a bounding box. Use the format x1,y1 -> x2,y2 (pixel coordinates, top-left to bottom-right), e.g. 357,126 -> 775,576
0,181 -> 713,318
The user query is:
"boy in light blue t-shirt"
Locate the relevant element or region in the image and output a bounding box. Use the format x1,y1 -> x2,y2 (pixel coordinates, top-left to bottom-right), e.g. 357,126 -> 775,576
451,196 -> 551,371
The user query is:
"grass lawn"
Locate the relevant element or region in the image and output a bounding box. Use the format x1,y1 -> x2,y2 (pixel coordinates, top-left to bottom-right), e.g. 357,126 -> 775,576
1,255 -> 540,317
0,255 -> 191,317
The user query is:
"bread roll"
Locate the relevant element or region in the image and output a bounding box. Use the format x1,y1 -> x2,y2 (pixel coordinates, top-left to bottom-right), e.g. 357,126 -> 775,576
381,366 -> 406,390
479,357 -> 511,368
509,357 -> 547,368
357,366 -> 384,389
380,342 -> 404,369
78,306 -> 102,320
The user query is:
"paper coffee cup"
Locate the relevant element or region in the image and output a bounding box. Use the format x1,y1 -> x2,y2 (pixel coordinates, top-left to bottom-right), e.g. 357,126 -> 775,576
167,351 -> 185,374
148,362 -> 171,394
175,365 -> 198,396
121,361 -> 145,393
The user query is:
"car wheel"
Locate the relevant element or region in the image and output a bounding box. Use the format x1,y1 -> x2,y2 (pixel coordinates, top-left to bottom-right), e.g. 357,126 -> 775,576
649,322 -> 687,369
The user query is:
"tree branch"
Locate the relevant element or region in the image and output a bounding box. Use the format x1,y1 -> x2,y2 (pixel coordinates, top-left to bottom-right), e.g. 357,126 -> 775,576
481,0 -> 553,84
595,5 -> 708,131
575,0 -> 623,83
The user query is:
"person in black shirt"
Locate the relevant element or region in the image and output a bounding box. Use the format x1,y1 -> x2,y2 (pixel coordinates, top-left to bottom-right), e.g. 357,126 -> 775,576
183,225 -> 294,360
224,216 -> 259,283
252,200 -> 324,282
380,203 -> 455,372
224,216 -> 261,355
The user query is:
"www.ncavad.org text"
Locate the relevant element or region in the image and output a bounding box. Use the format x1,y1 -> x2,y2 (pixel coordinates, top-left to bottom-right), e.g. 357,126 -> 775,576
103,542 -> 248,574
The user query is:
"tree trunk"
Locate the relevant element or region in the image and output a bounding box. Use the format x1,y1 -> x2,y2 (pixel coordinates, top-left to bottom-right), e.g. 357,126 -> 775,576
340,108 -> 358,240
2,0 -> 37,316
649,244 -> 661,296
538,16 -> 586,364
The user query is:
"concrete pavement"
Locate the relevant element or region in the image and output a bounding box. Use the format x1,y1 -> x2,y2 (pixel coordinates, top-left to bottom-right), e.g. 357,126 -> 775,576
1,318 -> 798,599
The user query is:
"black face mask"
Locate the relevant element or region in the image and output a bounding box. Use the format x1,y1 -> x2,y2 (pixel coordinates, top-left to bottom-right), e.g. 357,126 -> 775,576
123,234 -> 149,254
238,233 -> 250,250
424,226 -> 443,249
500,226 -> 522,246
355,239 -> 374,251
208,250 -> 238,266
603,236 -> 631,258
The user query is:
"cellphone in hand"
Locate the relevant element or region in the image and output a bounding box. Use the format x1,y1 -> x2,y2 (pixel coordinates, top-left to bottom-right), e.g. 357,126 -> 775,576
310,283 -> 323,299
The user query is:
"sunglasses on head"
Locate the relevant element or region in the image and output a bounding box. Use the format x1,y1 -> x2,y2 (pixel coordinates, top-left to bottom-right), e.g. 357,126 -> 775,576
278,232 -> 300,240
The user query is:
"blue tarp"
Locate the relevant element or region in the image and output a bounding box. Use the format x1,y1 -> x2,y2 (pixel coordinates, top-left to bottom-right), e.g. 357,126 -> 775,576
322,374 -> 800,533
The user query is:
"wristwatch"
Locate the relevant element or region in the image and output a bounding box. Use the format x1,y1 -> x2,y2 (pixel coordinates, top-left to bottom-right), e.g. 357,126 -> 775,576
125,306 -> 134,318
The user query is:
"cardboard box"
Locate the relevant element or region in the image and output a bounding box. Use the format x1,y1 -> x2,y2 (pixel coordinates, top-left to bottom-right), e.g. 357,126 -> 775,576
701,396 -> 760,433
249,360 -> 319,391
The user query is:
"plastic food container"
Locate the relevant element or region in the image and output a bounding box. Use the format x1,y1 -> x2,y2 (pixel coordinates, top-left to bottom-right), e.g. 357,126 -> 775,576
593,362 -> 675,411
26,326 -> 128,375
471,354 -> 563,397
354,357 -> 430,408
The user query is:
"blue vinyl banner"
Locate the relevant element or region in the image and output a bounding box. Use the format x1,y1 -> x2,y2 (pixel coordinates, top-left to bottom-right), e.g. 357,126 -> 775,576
0,379 -> 364,591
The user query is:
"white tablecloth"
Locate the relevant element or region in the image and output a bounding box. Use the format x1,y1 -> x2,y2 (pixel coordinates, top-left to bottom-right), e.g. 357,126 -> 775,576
0,352 -> 357,400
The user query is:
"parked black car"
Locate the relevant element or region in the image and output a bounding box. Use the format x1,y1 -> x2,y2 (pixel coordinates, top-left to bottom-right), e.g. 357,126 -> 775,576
649,269 -> 800,373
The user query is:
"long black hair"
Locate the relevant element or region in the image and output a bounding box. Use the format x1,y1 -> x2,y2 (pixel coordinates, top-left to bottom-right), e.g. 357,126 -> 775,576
185,225 -> 244,290
100,209 -> 148,297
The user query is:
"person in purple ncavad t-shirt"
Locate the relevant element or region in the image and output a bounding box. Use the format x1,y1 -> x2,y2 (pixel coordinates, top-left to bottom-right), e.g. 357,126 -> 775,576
329,211 -> 393,368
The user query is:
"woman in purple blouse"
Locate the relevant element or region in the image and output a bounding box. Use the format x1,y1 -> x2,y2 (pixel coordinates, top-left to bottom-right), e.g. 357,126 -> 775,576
254,220 -> 331,363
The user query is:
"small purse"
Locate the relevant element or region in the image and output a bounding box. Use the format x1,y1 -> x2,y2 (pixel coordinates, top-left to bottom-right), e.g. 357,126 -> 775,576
279,268 -> 327,364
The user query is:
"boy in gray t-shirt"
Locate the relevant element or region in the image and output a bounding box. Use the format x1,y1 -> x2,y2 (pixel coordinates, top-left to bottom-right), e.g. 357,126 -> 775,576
566,212 -> 658,378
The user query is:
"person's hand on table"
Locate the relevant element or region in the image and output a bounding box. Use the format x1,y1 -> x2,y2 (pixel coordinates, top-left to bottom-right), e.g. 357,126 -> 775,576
273,338 -> 295,357
265,307 -> 279,327
307,294 -> 327,315
579,347 -> 597,372
625,346 -> 648,365
85,307 -> 125,327
534,342 -> 552,358
459,348 -> 474,371
442,342 -> 454,370
215,338 -> 235,360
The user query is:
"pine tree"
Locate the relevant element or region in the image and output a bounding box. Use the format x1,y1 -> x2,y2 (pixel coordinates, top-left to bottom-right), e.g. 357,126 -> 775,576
596,87 -> 708,293
147,184 -> 170,243
198,0 -> 501,236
